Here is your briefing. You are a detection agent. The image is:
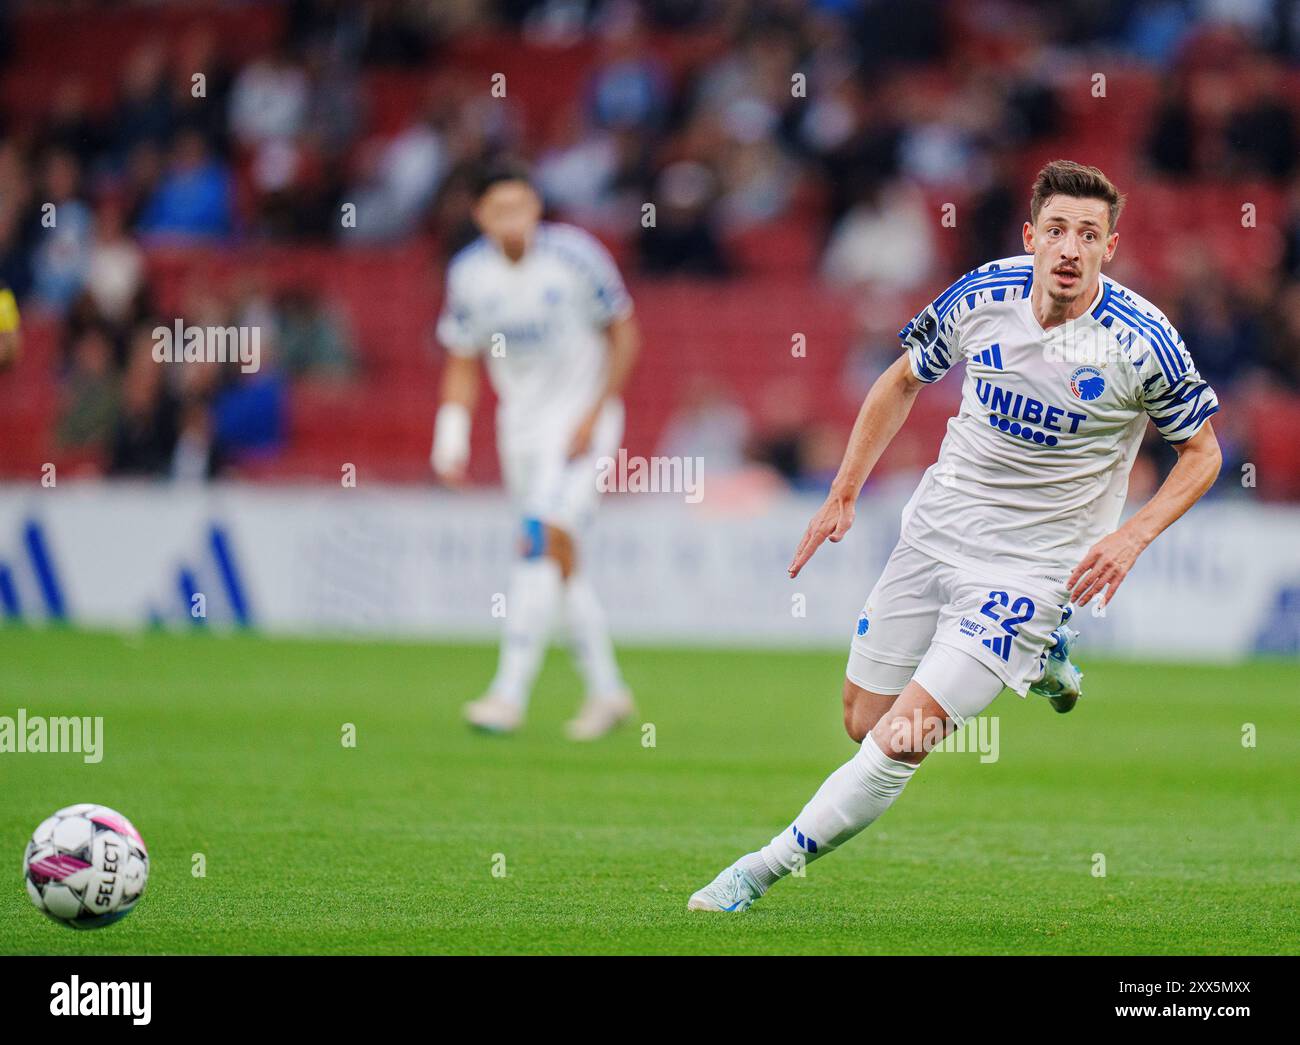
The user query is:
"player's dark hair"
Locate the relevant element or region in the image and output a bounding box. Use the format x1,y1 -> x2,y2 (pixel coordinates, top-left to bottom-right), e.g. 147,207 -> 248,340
1030,160 -> 1126,232
472,159 -> 536,201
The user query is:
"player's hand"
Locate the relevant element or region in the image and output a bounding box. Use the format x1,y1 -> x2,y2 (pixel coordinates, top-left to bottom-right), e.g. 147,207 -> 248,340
430,437 -> 468,485
789,487 -> 856,578
567,407 -> 600,460
432,402 -> 470,484
1068,528 -> 1146,608
433,459 -> 468,486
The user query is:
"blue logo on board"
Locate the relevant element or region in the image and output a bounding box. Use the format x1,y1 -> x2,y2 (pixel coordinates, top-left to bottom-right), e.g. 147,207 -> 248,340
1070,365 -> 1105,401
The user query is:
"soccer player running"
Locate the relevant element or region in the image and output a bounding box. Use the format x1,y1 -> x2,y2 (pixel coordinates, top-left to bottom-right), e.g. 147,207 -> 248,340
689,160 -> 1222,911
432,162 -> 640,740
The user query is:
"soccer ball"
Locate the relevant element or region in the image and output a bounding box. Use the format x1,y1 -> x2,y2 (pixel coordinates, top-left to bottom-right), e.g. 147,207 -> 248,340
23,804 -> 148,929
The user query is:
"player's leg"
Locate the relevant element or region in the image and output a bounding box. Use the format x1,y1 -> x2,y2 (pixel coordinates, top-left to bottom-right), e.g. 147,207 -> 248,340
747,680 -> 947,874
843,653 -> 918,742
552,401 -> 634,740
687,645 -> 1006,912
688,542 -> 942,912
464,437 -> 574,733
467,403 -> 633,736
842,679 -> 897,743
561,556 -> 633,740
514,515 -> 633,739
841,540 -> 945,741
464,516 -> 566,733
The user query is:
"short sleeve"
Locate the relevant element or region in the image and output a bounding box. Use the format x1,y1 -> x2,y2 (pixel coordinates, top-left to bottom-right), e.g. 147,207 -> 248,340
899,296 -> 957,384
435,269 -> 481,358
590,255 -> 631,326
1137,326 -> 1220,444
899,258 -> 1034,383
1092,285 -> 1221,444
557,226 -> 632,326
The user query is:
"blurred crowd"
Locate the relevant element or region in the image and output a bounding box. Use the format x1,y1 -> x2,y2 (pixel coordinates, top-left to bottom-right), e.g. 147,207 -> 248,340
0,0 -> 1298,491
52,273 -> 353,478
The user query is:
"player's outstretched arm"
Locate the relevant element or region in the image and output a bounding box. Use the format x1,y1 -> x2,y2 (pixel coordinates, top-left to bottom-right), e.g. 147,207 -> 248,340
789,354 -> 925,578
1069,421 -> 1222,607
431,355 -> 481,484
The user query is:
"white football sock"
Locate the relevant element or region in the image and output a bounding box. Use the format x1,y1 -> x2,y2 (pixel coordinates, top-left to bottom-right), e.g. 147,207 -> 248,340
564,572 -> 624,699
739,734 -> 918,891
488,557 -> 562,708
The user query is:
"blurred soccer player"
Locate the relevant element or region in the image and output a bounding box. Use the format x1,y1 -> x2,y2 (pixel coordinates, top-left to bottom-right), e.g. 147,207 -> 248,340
431,162 -> 640,740
689,160 -> 1223,911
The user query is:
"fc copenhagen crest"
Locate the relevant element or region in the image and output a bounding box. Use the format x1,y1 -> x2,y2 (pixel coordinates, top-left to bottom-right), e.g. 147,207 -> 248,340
1069,365 -> 1105,401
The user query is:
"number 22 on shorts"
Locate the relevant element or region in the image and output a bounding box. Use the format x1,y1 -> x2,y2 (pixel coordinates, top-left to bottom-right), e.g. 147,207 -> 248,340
979,590 -> 1035,661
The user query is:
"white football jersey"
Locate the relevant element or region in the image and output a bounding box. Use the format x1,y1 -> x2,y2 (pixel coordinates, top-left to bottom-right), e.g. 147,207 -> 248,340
437,222 -> 633,449
898,255 -> 1219,590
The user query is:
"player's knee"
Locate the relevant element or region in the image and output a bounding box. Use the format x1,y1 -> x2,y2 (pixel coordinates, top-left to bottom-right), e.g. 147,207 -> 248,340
544,524 -> 576,579
870,713 -> 931,764
519,519 -> 575,578
843,679 -> 898,743
842,683 -> 868,743
520,517 -> 547,560
843,708 -> 866,744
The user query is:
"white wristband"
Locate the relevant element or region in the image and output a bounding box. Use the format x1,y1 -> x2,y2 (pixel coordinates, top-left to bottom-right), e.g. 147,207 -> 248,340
432,402 -> 471,476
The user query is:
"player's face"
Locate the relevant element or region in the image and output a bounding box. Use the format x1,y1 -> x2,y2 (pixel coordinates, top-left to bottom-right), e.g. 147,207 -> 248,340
474,181 -> 542,259
1022,195 -> 1118,304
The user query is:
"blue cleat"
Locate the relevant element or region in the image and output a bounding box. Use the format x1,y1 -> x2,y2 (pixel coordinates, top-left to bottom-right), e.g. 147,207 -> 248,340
1030,625 -> 1083,713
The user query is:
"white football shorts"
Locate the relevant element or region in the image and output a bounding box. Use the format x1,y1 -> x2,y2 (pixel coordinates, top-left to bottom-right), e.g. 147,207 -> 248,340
499,399 -> 624,536
846,539 -> 1072,723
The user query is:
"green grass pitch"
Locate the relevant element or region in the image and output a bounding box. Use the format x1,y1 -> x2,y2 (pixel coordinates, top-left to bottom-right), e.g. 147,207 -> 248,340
1,628 -> 1297,955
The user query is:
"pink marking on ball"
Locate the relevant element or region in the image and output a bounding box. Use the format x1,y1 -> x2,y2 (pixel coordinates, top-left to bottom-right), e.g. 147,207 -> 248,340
28,854 -> 92,884
91,812 -> 147,853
